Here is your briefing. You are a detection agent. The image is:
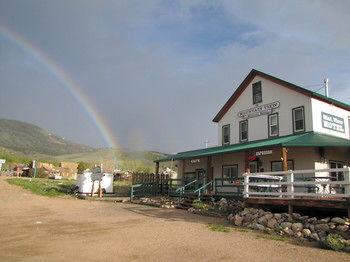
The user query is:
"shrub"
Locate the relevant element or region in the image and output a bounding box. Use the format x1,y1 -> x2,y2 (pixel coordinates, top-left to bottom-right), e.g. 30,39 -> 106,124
324,234 -> 345,251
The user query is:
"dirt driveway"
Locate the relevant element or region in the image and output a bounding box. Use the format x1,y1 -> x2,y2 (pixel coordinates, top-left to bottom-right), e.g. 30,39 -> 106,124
0,178 -> 349,262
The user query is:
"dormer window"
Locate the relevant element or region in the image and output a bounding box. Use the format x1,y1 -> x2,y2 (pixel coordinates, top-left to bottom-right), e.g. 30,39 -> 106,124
252,81 -> 262,104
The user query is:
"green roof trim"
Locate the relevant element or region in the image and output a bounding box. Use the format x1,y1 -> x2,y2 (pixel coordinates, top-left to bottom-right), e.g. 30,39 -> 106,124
155,132 -> 350,162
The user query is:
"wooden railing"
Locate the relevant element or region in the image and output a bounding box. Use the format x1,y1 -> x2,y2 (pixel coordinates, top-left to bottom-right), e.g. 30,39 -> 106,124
243,168 -> 350,199
214,178 -> 244,196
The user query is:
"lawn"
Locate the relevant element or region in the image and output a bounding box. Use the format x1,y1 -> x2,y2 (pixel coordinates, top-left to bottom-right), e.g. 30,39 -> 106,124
7,178 -> 76,197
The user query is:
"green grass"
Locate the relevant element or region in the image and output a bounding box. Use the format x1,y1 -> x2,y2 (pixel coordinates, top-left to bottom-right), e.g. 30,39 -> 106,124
207,223 -> 231,233
7,178 -> 76,197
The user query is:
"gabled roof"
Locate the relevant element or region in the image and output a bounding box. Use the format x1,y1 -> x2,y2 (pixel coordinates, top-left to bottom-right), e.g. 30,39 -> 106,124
213,69 -> 350,122
155,132 -> 350,162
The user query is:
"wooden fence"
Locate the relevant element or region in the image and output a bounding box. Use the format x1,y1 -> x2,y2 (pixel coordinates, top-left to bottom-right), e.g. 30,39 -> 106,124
132,173 -> 171,197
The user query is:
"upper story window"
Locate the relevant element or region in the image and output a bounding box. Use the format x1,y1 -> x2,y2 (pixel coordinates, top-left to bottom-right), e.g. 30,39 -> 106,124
239,120 -> 248,142
292,106 -> 305,133
222,124 -> 230,146
252,81 -> 262,104
268,113 -> 279,137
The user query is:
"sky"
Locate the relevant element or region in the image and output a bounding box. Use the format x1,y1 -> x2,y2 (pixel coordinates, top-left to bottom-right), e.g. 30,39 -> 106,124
0,0 -> 349,153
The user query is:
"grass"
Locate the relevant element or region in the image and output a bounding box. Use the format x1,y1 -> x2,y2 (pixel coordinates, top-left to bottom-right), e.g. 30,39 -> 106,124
113,180 -> 132,196
207,223 -> 231,233
7,178 -> 76,197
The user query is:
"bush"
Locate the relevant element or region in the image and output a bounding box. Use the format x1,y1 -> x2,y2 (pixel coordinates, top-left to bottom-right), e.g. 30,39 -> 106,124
324,234 -> 345,251
192,199 -> 213,211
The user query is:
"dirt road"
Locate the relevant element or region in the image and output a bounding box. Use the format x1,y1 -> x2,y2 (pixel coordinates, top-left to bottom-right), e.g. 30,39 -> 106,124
0,178 -> 348,262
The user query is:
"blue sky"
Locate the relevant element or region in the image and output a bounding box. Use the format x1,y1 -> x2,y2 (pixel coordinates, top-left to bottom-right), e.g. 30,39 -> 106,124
0,0 -> 349,153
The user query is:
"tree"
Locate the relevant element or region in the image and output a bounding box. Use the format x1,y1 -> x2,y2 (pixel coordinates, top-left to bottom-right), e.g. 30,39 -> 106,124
77,161 -> 90,173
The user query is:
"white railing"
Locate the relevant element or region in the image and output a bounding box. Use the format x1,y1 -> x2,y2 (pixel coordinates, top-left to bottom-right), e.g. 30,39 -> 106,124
243,168 -> 350,199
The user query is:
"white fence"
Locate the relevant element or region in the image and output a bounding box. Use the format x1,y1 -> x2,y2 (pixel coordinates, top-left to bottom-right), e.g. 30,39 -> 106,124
243,168 -> 350,199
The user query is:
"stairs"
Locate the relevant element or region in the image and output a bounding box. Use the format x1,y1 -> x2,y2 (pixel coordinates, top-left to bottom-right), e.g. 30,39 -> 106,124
176,192 -> 214,210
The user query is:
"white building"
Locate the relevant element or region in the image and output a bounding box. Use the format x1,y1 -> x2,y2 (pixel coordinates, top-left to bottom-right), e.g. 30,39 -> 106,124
156,69 -> 350,189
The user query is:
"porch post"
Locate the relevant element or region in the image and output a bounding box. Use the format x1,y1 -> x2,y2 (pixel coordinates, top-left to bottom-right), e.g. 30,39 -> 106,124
206,156 -> 213,193
155,161 -> 160,175
282,147 -> 288,171
245,151 -> 250,172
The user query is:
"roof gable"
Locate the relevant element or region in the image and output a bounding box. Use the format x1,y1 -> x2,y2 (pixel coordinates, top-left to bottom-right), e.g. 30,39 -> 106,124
213,69 -> 350,122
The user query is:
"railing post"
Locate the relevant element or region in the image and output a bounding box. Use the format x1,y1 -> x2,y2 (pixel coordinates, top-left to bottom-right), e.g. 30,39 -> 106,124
344,167 -> 350,196
130,185 -> 134,201
287,171 -> 294,199
244,172 -> 249,198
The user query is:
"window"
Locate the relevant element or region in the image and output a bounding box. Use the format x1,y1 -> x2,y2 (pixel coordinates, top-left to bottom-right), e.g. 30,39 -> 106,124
239,120 -> 248,142
222,165 -> 238,183
222,124 -> 230,145
268,113 -> 279,137
271,160 -> 294,171
292,107 -> 305,133
252,81 -> 262,104
329,161 -> 344,181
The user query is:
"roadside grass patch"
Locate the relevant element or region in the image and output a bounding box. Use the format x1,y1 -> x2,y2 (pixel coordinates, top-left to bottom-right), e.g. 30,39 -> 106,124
7,178 -> 76,197
113,180 -> 131,196
207,223 -> 231,233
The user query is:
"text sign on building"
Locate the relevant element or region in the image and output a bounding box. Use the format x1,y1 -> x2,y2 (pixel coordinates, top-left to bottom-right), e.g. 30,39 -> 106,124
190,159 -> 200,164
255,150 -> 273,156
321,112 -> 345,133
238,101 -> 280,119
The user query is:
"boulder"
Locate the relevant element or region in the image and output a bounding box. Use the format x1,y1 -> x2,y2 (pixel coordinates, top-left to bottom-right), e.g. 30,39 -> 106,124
320,217 -> 330,223
310,233 -> 320,242
252,223 -> 265,231
283,228 -> 294,236
331,217 -> 346,225
257,217 -> 268,226
280,222 -> 292,229
291,223 -> 303,232
274,213 -> 282,220
309,224 -> 315,233
315,223 -> 329,232
264,213 -> 274,220
302,228 -> 312,237
299,216 -> 309,221
294,231 -> 303,238
267,218 -> 278,229
307,217 -> 317,224
336,225 -> 349,232
234,215 -> 243,226
292,213 -> 301,220
328,223 -> 336,229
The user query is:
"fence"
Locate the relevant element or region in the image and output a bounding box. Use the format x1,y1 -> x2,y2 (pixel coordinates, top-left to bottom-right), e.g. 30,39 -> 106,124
131,173 -> 171,198
243,167 -> 350,199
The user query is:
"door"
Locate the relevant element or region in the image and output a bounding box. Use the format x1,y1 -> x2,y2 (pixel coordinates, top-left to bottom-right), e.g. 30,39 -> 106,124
249,161 -> 258,173
196,169 -> 206,189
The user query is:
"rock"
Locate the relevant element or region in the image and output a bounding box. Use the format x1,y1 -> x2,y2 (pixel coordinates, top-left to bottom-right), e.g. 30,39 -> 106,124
281,222 -> 292,229
310,233 -> 320,242
307,217 -> 317,224
328,223 -> 336,229
292,213 -> 301,220
264,213 -> 274,220
257,217 -> 268,226
252,223 -> 265,231
294,231 -> 302,238
283,228 -> 294,236
292,223 -> 303,232
331,217 -> 346,225
320,217 -> 330,223
315,223 -> 329,232
336,225 -> 349,232
302,228 -> 312,237
188,207 -> 195,213
227,214 -> 234,222
274,213 -> 282,220
234,215 -> 243,226
309,224 -> 315,232
299,216 -> 309,221
267,218 -> 278,229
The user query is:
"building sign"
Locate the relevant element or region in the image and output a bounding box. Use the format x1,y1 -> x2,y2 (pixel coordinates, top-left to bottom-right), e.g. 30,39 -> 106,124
321,112 -> 345,133
190,159 -> 200,164
255,150 -> 273,156
238,101 -> 280,119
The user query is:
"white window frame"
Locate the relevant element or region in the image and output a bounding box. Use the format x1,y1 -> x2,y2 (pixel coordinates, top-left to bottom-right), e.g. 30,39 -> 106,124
222,124 -> 230,146
222,165 -> 238,184
239,120 -> 248,142
268,113 -> 279,137
292,106 -> 305,133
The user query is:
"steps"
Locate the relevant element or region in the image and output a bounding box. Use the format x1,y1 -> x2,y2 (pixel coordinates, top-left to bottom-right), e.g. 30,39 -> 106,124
176,193 -> 214,210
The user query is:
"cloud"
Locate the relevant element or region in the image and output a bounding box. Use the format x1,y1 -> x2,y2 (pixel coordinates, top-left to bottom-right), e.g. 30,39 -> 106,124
0,0 -> 349,152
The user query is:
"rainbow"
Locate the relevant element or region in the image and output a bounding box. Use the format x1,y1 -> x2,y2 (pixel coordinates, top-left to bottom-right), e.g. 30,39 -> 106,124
0,26 -> 118,149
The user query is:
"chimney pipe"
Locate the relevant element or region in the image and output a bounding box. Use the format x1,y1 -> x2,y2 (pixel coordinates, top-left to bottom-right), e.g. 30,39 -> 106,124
324,78 -> 329,97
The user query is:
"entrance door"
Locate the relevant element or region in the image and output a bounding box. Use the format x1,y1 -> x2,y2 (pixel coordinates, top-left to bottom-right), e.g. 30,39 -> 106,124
249,161 -> 258,173
196,169 -> 206,189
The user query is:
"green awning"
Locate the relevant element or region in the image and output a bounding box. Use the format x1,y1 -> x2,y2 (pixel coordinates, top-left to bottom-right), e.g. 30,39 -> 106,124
156,132 -> 350,162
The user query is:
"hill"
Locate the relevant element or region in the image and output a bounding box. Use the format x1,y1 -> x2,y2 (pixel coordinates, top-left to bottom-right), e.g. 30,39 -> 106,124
0,119 -> 93,155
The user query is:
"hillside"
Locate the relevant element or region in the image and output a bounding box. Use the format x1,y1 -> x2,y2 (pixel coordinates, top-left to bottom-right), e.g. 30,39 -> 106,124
0,119 -> 93,155
0,119 -> 168,172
